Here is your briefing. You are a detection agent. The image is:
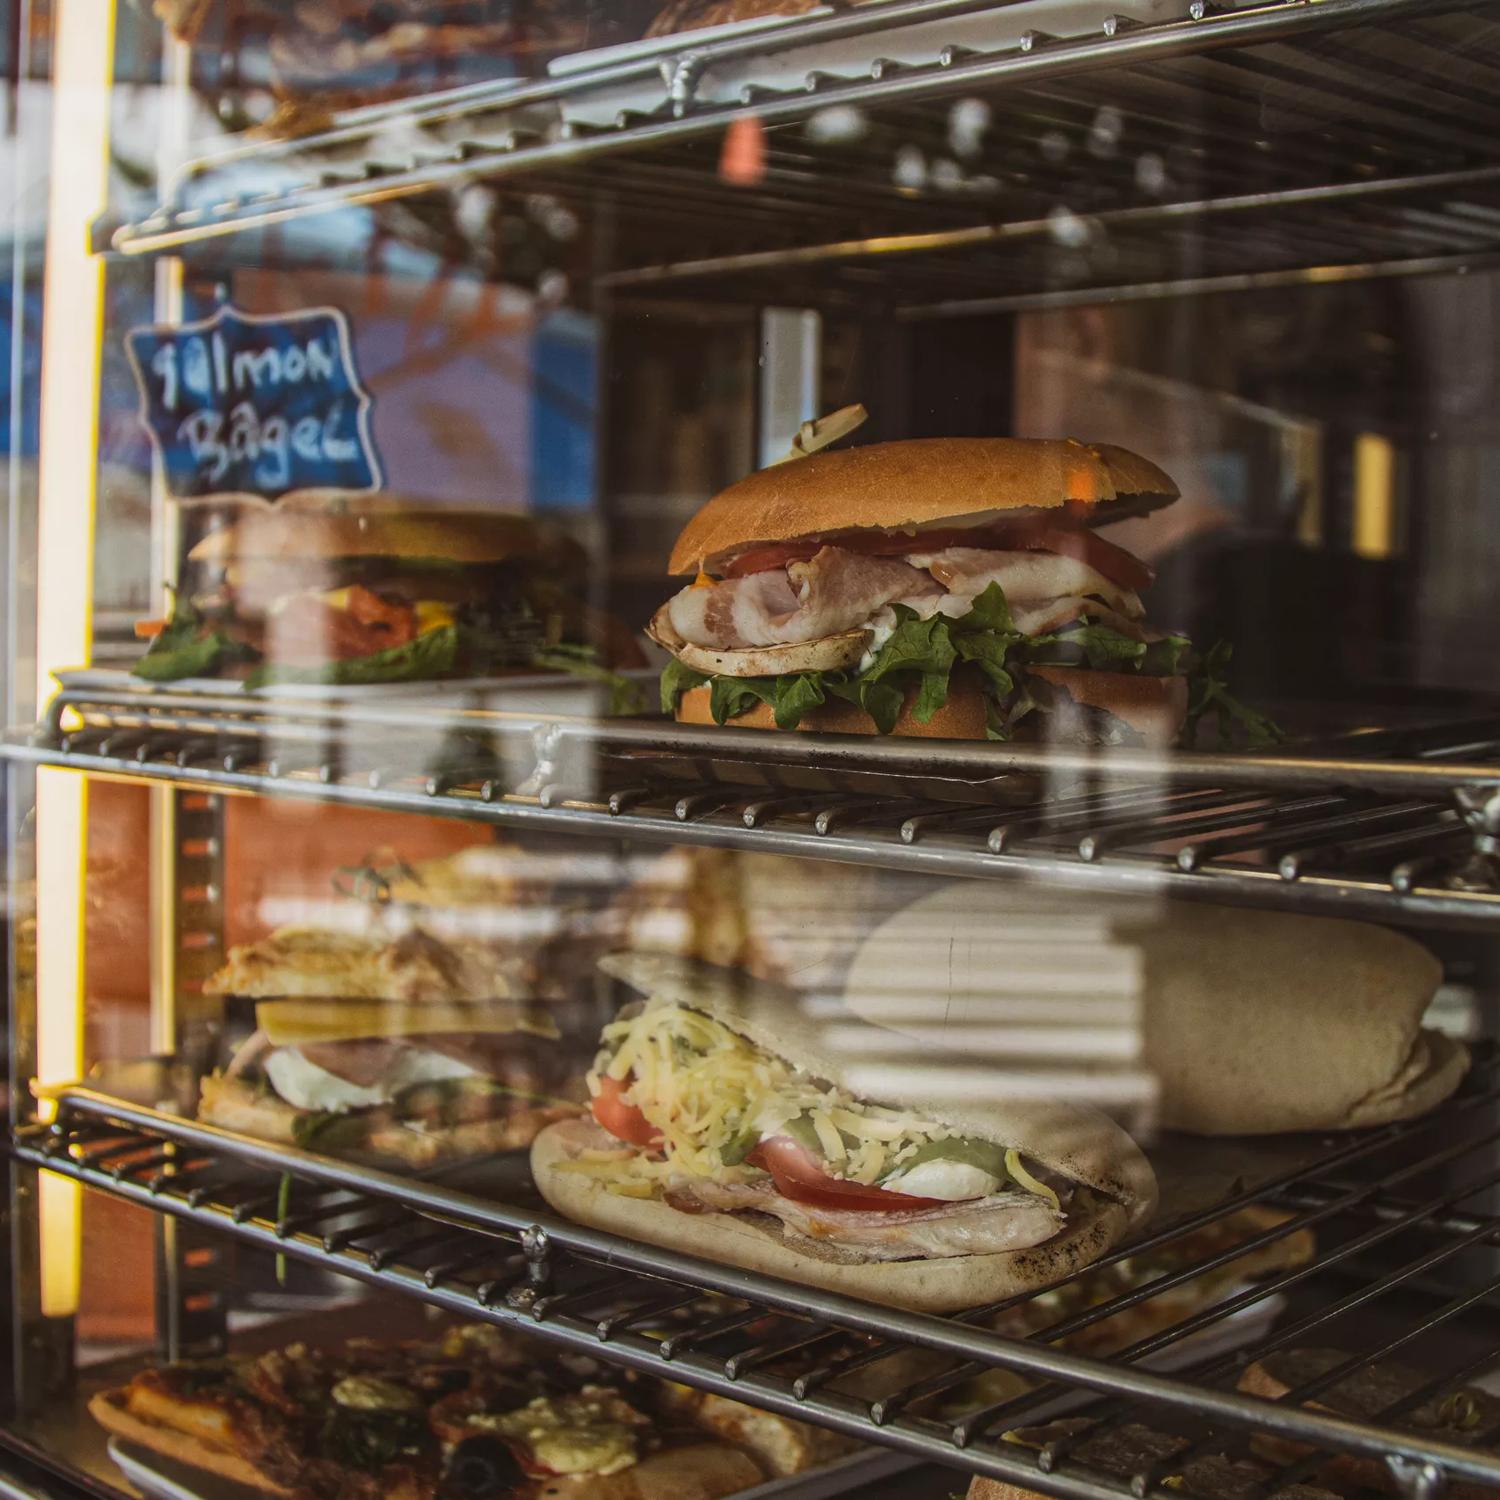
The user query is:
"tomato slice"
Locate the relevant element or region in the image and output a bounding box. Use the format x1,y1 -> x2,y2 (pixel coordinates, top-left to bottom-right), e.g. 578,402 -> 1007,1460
591,1074 -> 661,1148
720,541 -> 823,577
717,519 -> 1152,593
269,589 -> 418,664
748,1136 -> 948,1211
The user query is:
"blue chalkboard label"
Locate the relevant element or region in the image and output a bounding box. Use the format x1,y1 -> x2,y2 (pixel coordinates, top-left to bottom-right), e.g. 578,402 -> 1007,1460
125,304 -> 381,499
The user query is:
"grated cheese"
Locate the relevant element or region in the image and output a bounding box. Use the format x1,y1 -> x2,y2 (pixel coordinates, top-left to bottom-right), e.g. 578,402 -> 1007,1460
590,998 -> 1057,1210
1006,1149 -> 1061,1212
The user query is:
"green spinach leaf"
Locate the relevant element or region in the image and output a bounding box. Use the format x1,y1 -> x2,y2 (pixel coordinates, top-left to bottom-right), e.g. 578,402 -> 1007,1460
661,657 -> 709,714
533,645 -> 647,715
1185,640 -> 1284,749
246,625 -> 460,689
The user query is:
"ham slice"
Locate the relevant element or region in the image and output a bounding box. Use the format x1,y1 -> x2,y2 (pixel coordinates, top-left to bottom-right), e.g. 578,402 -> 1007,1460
1012,597 -> 1152,641
907,548 -> 1144,620
666,547 -> 936,650
675,1176 -> 1065,1260
299,1037 -> 409,1088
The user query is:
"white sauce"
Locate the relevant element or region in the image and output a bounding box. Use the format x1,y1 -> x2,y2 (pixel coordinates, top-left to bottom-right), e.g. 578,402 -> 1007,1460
265,1046 -> 476,1113
882,1158 -> 1002,1201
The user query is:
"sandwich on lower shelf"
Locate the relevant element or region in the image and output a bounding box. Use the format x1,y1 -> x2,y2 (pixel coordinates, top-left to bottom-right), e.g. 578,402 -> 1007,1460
198,922 -> 579,1165
530,952 -> 1157,1313
90,1320 -> 836,1499
135,494 -> 644,694
966,1417 -> 1348,1500
1238,1348 -> 1500,1499
652,433 -> 1276,745
924,1205 -> 1314,1419
987,1204 -> 1314,1356
647,0 -> 860,36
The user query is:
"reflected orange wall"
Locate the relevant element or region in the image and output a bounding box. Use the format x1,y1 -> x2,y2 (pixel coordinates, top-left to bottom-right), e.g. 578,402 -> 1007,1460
76,784 -> 489,1342
224,798 -> 490,945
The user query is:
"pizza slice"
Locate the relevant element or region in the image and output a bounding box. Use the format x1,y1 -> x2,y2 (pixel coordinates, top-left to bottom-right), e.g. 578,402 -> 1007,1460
429,1379 -> 763,1499
89,1345 -> 442,1500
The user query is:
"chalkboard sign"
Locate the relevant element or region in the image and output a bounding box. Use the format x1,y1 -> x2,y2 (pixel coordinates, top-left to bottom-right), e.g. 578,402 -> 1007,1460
126,304 -> 382,500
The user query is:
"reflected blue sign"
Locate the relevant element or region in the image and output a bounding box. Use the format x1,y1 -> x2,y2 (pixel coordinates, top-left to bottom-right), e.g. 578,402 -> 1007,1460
125,304 -> 381,499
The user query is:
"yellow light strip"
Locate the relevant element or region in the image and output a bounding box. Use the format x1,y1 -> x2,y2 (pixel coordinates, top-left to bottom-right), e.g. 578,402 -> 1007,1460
34,0 -> 117,1321
1353,431 -> 1396,561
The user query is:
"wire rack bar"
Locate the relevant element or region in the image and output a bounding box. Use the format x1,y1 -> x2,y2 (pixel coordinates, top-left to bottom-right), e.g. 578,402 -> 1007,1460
28,686 -> 1500,796
108,0 -> 1500,274
14,1076 -> 1500,1498
8,689 -> 1500,928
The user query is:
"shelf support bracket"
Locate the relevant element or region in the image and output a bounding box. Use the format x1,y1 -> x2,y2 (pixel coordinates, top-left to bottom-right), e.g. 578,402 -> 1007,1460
508,1225 -> 554,1310
1387,1457 -> 1447,1500
1450,784 -> 1500,889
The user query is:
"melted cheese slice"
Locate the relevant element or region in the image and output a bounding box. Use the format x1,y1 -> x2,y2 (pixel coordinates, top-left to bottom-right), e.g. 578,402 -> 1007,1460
258,998 -> 558,1046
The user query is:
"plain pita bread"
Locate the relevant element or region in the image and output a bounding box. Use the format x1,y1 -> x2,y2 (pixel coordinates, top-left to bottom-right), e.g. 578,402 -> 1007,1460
842,890 -> 1465,1136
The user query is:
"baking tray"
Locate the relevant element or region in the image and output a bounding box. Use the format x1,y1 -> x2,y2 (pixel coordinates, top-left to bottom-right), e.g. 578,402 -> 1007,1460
107,1435 -> 921,1499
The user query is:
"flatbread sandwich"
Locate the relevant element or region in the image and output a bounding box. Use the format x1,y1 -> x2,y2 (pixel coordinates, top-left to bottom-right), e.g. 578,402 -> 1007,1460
531,953 -> 1157,1313
198,921 -> 578,1166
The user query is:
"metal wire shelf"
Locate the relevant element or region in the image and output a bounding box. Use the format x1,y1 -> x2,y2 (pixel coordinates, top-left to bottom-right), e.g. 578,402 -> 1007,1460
15,1073 -> 1500,1499
110,0 -> 1500,311
6,681 -> 1500,929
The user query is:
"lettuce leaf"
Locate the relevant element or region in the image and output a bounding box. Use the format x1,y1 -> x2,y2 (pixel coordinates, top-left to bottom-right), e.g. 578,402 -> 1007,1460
655,580 -> 1280,748
709,674 -> 777,724
1184,640 -> 1283,749
1141,634 -> 1193,676
661,657 -> 709,714
533,643 -> 647,716
246,625 -> 460,689
770,671 -> 828,729
132,595 -> 255,682
958,581 -> 1016,635
855,605 -> 958,725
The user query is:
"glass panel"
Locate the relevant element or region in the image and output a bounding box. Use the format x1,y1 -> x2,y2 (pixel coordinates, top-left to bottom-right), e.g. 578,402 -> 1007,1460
3,0 -> 1500,1494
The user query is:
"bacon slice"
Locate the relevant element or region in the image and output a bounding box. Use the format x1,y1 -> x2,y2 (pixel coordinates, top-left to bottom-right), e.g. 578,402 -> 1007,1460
666,546 -> 936,650
907,548 -> 1144,621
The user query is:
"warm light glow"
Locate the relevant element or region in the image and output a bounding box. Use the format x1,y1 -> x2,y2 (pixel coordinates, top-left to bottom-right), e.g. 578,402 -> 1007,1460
34,0 -> 117,1321
39,1170 -> 82,1319
1353,431 -> 1395,561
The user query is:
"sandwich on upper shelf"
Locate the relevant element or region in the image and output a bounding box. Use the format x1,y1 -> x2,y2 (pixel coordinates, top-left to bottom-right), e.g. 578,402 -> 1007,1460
197,908 -> 582,1166
530,951 -> 1157,1313
646,0 -> 865,36
651,420 -> 1278,746
154,0 -> 648,131
134,494 -> 645,695
90,1319 -> 840,1498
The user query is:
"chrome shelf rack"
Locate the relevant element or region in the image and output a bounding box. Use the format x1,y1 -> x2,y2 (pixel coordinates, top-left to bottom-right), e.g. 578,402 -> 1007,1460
109,0 -> 1500,312
7,679 -> 1500,929
16,1070 -> 1500,1499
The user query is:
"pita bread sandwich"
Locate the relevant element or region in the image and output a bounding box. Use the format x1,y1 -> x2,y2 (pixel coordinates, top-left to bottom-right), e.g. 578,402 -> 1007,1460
530,953 -> 1157,1314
